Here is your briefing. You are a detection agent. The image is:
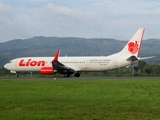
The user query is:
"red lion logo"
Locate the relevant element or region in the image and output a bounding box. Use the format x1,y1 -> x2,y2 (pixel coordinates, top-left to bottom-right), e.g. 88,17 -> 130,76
128,41 -> 139,54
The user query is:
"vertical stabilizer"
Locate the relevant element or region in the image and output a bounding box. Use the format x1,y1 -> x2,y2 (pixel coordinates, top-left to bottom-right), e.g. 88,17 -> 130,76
120,28 -> 145,57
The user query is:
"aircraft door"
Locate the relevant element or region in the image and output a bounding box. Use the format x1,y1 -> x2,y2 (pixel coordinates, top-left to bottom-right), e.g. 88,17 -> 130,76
15,60 -> 18,67
86,59 -> 89,66
114,58 -> 118,68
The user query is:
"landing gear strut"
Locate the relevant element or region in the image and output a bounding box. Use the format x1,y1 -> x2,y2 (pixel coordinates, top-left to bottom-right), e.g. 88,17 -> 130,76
11,71 -> 19,77
15,74 -> 18,77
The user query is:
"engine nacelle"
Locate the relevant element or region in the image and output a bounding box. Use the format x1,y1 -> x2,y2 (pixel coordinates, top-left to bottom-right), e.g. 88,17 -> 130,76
40,67 -> 55,75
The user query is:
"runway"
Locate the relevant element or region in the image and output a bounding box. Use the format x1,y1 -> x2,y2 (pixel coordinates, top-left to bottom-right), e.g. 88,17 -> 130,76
0,76 -> 160,80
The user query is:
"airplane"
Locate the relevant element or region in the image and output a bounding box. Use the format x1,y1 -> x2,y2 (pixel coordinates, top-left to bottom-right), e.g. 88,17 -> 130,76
4,28 -> 146,77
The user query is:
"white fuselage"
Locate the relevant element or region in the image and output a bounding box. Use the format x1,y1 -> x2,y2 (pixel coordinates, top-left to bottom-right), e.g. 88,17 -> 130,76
4,52 -> 137,73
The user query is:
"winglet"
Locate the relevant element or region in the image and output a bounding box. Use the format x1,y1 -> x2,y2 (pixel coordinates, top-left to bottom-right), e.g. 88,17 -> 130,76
53,50 -> 60,61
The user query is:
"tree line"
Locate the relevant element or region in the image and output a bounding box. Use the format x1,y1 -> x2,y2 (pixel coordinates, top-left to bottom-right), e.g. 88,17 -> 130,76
0,61 -> 160,77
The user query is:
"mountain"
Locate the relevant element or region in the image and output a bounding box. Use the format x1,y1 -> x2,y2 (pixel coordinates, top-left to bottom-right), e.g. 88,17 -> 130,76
0,37 -> 160,67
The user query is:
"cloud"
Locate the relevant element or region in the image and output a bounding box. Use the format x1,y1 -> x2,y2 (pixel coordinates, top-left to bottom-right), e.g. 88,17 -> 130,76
0,0 -> 160,42
31,0 -> 50,2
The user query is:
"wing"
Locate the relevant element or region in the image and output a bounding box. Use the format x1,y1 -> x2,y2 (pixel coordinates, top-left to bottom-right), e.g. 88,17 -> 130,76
52,50 -> 75,73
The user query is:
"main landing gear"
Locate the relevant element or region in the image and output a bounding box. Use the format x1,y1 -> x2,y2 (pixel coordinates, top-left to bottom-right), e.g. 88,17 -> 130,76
74,72 -> 80,77
64,73 -> 71,77
63,72 -> 80,77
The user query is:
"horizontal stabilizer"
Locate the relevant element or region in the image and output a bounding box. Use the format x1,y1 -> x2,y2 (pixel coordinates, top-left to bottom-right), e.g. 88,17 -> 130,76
140,56 -> 155,60
127,56 -> 139,61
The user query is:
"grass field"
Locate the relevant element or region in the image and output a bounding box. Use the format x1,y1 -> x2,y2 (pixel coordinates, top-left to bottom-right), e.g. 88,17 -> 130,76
0,79 -> 160,120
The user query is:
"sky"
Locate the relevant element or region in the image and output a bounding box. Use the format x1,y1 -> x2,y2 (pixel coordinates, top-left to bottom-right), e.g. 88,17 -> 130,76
0,0 -> 160,42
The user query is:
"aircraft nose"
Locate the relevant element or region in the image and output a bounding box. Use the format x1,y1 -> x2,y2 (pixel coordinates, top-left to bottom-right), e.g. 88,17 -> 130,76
4,63 -> 9,69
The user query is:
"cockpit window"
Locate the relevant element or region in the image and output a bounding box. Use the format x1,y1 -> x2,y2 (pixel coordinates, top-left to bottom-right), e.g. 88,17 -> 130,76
9,60 -> 14,63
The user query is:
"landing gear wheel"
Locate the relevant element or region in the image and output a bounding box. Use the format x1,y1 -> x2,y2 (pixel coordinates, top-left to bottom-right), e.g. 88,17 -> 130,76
64,73 -> 70,77
15,74 -> 19,77
74,73 -> 80,77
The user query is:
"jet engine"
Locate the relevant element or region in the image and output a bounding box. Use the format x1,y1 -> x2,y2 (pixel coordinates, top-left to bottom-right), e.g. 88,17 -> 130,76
40,67 -> 55,75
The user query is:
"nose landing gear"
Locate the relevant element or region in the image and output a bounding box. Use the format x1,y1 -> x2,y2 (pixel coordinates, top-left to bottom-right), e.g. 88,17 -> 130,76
15,74 -> 19,77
